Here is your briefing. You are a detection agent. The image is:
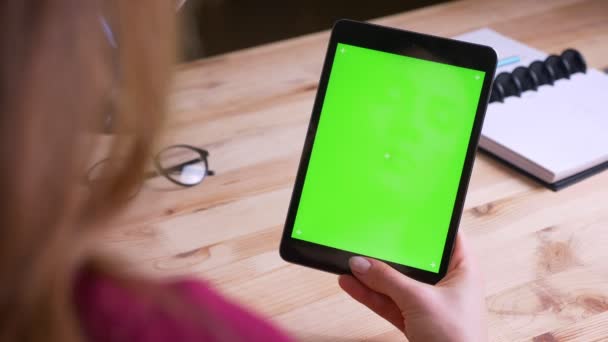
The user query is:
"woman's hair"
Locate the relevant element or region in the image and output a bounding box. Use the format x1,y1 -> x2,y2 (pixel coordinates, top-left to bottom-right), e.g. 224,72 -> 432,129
0,1 -> 175,340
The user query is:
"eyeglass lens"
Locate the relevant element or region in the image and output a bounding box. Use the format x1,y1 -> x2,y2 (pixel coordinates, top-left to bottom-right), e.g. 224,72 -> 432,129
155,146 -> 209,186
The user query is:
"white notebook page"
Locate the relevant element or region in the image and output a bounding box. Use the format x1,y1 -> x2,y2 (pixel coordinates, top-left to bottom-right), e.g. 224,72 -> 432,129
455,28 -> 608,183
454,28 -> 547,72
482,69 -> 608,182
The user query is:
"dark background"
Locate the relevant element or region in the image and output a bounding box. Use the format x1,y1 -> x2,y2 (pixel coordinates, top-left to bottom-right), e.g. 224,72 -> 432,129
178,0 -> 450,61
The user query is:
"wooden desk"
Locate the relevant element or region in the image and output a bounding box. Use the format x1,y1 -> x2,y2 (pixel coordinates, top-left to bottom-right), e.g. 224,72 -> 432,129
106,0 -> 608,340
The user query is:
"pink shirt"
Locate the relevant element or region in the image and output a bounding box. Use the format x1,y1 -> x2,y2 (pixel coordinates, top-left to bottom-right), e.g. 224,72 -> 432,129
75,270 -> 293,341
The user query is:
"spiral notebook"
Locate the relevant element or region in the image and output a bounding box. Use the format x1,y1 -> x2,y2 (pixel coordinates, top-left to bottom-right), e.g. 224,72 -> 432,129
454,29 -> 608,190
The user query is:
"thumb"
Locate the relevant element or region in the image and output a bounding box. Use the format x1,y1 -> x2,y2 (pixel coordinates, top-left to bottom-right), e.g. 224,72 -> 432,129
349,256 -> 429,305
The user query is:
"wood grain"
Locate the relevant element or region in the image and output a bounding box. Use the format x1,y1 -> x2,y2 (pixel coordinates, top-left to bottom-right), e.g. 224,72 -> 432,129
103,0 -> 608,340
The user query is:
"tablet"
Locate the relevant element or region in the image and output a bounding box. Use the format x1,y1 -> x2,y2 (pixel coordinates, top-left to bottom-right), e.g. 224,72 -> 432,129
280,20 -> 496,284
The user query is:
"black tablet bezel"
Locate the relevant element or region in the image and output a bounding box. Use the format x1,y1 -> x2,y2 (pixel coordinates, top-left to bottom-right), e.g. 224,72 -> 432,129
280,19 -> 497,284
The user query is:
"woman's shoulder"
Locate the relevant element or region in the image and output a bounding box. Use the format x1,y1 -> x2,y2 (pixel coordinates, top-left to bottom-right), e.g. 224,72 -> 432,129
74,268 -> 293,342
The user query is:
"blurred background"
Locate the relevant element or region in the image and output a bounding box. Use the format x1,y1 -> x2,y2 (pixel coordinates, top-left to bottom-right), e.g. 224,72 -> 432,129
178,0 -> 450,61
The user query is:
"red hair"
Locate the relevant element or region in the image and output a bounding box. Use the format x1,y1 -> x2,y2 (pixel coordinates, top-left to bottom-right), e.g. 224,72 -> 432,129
0,1 -> 174,340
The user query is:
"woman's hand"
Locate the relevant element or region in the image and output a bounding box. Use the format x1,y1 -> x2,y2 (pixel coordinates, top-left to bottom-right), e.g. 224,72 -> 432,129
338,232 -> 487,342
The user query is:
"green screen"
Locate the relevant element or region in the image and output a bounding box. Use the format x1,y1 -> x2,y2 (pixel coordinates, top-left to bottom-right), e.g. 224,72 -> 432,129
292,43 -> 485,273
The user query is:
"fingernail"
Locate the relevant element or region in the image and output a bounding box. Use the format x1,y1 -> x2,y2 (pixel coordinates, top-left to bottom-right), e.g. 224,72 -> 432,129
349,256 -> 371,274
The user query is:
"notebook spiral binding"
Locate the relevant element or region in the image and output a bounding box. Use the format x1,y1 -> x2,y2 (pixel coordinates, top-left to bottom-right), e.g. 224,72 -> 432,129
489,49 -> 587,103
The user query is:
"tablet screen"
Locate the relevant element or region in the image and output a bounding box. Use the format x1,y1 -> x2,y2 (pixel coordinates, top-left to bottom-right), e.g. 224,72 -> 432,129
291,43 -> 485,273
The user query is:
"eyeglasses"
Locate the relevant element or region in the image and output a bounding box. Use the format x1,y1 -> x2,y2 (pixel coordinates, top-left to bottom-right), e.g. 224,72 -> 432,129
152,144 -> 215,187
86,144 -> 214,193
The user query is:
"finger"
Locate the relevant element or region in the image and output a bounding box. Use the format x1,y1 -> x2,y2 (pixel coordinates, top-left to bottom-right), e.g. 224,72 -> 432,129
448,231 -> 476,273
348,256 -> 429,305
338,275 -> 405,331
448,232 -> 467,272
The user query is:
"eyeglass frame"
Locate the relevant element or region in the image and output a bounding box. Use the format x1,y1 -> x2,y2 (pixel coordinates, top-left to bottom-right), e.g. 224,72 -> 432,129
86,144 -> 215,191
152,144 -> 215,187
